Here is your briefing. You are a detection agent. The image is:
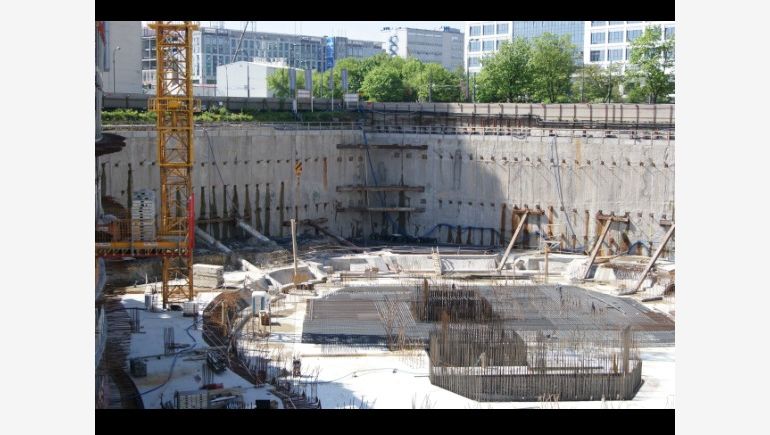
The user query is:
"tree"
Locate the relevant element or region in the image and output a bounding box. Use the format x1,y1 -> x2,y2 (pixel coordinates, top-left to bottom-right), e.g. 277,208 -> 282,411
530,33 -> 576,103
623,81 -> 649,104
413,63 -> 462,102
338,53 -> 394,96
358,52 -> 392,78
333,57 -> 365,92
476,38 -> 532,102
360,64 -> 405,102
311,69 -> 342,99
625,26 -> 674,103
453,65 -> 470,102
309,55 -> 397,100
269,54 -> 464,103
266,68 -> 305,98
572,63 -> 623,103
400,57 -> 425,101
598,63 -> 623,103
311,70 -> 329,99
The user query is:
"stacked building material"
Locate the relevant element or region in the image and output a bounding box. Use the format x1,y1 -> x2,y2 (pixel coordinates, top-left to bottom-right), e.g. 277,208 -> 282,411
183,301 -> 199,317
193,264 -> 224,289
129,358 -> 147,377
131,189 -> 156,241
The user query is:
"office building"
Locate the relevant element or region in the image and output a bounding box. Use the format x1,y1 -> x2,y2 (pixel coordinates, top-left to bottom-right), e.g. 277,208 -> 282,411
142,26 -> 382,90
465,21 -> 584,74
102,21 -> 143,94
381,26 -> 465,71
326,36 -> 384,70
584,21 -> 675,71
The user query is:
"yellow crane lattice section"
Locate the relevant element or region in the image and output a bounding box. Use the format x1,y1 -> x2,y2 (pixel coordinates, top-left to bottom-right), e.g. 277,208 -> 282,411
149,21 -> 200,307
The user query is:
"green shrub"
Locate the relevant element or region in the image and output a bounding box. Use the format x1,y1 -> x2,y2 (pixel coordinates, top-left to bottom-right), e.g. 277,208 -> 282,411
101,109 -> 156,123
193,106 -> 255,123
102,106 -> 363,125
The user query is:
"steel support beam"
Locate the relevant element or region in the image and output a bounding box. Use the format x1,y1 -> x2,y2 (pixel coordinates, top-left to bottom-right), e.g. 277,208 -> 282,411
336,185 -> 425,192
195,227 -> 232,254
498,211 -> 529,271
336,144 -> 428,150
627,223 -> 675,294
336,206 -> 425,213
236,219 -> 276,246
301,219 -> 361,251
582,218 -> 613,280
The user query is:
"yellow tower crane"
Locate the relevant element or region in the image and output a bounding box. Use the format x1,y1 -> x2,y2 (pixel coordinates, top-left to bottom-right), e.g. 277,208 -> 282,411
95,21 -> 199,309
149,21 -> 200,307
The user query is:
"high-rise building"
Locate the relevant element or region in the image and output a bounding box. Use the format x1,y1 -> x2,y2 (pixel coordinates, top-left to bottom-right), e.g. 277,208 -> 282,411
464,21 -> 584,74
142,26 -> 383,90
584,21 -> 675,71
381,26 -> 465,71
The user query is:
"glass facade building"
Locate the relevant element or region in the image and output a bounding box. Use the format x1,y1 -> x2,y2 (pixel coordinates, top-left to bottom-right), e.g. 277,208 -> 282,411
511,21 -> 584,51
583,21 -> 675,71
464,21 -> 585,74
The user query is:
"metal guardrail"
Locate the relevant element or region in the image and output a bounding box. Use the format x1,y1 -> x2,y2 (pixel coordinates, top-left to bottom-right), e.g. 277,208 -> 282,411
102,122 -> 362,131
363,102 -> 675,126
367,125 -> 674,139
102,123 -> 674,141
103,93 -> 675,126
260,122 -> 361,131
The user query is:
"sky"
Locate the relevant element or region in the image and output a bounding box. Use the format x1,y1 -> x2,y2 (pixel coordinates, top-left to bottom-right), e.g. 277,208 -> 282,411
142,21 -> 465,41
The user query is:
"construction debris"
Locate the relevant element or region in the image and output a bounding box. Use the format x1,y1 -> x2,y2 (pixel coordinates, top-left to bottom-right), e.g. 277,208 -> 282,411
193,264 -> 225,289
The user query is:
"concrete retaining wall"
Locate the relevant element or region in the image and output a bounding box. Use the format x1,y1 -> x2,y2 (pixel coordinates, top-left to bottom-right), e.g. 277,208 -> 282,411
99,126 -> 674,257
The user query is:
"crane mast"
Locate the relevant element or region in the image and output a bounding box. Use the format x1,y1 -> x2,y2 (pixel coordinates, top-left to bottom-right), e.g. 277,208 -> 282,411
95,22 -> 199,308
149,21 -> 199,307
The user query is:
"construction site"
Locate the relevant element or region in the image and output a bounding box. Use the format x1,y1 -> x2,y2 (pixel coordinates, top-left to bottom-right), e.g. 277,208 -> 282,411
95,22 -> 675,409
